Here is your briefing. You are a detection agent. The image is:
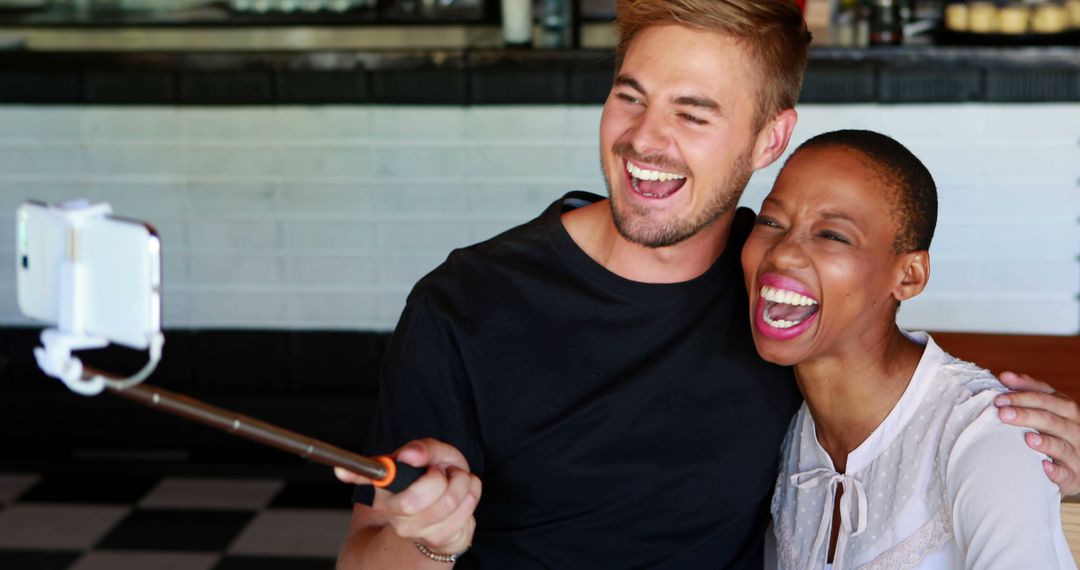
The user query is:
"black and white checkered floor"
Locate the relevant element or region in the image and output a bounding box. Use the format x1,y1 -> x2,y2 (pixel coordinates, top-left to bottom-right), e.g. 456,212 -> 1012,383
0,459 -> 354,570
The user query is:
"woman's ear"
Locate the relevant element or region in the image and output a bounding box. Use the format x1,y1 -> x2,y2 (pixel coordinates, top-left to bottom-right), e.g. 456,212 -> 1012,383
893,250 -> 930,302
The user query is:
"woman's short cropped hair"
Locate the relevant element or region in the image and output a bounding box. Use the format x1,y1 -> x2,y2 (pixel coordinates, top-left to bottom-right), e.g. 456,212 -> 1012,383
795,129 -> 938,253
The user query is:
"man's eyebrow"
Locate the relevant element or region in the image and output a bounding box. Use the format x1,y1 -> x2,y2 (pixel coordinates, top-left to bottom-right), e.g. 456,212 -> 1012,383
614,75 -> 723,117
673,95 -> 723,117
614,75 -> 646,95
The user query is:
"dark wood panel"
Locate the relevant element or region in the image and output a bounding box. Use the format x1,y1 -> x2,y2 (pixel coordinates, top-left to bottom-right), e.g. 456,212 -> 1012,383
0,47 -> 1077,105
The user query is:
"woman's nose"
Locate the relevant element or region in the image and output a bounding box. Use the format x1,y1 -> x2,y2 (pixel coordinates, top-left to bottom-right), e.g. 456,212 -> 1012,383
767,234 -> 809,270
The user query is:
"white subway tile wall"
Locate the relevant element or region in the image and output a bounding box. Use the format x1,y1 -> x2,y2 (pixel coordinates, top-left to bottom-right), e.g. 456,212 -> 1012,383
0,104 -> 1076,333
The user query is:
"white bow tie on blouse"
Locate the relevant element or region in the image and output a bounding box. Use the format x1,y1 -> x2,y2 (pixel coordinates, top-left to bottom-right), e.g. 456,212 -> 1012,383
790,467 -> 869,568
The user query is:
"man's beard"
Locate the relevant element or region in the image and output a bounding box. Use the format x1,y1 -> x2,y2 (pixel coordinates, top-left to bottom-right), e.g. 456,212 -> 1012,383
602,144 -> 754,249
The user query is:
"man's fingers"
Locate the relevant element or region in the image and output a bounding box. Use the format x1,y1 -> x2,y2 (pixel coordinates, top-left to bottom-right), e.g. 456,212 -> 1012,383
998,406 -> 1071,437
418,467 -> 472,524
999,371 -> 1055,394
418,438 -> 471,471
390,468 -> 478,551
419,495 -> 477,553
395,438 -> 470,472
382,465 -> 449,517
395,441 -> 431,468
1044,460 -> 1080,496
1031,431 -> 1080,497
996,391 -> 1080,422
414,469 -> 480,552
1002,412 -> 1080,496
468,471 -> 482,500
413,472 -> 479,551
1027,431 -> 1076,465
333,467 -> 372,486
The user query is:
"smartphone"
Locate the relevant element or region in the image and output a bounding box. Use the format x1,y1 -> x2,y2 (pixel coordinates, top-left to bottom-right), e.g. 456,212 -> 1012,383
16,200 -> 162,350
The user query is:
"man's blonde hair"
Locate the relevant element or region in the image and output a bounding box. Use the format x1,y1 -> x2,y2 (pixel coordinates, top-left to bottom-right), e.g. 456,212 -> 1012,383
615,0 -> 812,131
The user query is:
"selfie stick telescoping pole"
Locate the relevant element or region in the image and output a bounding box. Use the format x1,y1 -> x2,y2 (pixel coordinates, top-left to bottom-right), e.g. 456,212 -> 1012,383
26,200 -> 421,494
86,367 -> 425,493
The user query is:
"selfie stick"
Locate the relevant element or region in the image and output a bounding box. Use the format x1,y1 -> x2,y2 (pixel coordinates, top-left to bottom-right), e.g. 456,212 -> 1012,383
92,368 -> 424,493
28,200 -> 422,493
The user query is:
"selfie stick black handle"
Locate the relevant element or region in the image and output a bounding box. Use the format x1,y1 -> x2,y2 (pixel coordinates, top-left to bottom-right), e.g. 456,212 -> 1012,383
94,371 -> 424,493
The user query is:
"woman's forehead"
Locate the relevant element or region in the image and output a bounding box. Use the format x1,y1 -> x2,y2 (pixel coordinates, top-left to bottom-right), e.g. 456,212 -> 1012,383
770,147 -> 899,222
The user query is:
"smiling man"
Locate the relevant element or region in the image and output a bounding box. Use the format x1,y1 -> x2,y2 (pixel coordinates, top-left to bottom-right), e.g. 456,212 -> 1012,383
335,1 -> 1080,569
568,21 -> 795,285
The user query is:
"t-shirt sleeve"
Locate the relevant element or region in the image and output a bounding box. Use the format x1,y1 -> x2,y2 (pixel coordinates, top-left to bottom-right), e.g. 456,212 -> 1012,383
352,298 -> 484,506
946,406 -> 1075,569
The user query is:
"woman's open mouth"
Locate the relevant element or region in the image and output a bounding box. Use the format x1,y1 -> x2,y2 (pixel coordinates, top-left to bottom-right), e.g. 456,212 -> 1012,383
755,283 -> 820,340
761,285 -> 818,328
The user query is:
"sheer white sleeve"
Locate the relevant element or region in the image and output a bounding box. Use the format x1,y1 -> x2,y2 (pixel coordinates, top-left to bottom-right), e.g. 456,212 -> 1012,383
946,407 -> 1076,570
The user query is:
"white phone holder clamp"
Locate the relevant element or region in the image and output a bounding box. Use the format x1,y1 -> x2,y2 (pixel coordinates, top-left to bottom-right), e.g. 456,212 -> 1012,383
32,200 -> 164,396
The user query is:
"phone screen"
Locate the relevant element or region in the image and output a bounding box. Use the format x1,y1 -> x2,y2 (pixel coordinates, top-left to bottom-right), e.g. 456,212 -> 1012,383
16,201 -> 67,324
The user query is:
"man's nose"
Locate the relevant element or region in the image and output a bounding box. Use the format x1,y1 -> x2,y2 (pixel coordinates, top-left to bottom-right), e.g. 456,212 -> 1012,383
629,107 -> 670,158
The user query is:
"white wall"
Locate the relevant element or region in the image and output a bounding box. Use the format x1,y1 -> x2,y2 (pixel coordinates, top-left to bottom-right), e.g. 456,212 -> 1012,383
0,104 -> 1076,333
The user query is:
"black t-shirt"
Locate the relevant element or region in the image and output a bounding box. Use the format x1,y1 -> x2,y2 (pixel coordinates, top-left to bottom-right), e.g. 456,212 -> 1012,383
356,192 -> 801,569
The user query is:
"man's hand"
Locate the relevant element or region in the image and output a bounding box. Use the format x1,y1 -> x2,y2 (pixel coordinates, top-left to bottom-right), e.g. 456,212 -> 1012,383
995,371 -> 1080,495
335,438 -> 481,556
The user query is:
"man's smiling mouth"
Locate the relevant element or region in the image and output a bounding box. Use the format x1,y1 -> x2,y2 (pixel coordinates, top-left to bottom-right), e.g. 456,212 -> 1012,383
760,285 -> 819,329
625,160 -> 687,199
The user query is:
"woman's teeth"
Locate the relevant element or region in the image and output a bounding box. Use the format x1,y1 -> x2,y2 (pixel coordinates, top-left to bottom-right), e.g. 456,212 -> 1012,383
760,285 -> 819,329
760,285 -> 817,306
763,313 -> 800,329
625,161 -> 685,182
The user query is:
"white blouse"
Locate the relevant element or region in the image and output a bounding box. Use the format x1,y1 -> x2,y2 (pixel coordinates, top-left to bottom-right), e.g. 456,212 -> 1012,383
770,332 -> 1075,570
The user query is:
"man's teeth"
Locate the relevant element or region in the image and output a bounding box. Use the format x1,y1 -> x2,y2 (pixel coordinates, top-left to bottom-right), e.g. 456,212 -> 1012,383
760,285 -> 817,307
626,161 -> 686,182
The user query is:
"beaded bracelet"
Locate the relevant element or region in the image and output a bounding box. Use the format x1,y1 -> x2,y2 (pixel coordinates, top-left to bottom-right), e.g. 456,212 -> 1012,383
414,541 -> 464,563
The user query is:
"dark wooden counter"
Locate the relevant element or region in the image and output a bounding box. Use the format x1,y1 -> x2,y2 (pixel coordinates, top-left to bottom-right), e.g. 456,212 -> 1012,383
0,45 -> 1078,104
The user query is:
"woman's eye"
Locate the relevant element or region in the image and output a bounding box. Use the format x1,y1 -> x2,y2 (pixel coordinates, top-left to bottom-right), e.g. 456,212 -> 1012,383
756,216 -> 781,228
819,231 -> 850,244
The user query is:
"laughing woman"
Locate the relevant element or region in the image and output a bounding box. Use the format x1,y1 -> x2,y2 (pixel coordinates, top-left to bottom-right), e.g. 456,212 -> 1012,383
742,130 -> 1075,570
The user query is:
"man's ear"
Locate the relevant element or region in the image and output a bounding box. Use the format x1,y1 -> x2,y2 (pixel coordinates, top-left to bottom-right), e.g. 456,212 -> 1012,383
752,108 -> 798,170
893,250 -> 930,302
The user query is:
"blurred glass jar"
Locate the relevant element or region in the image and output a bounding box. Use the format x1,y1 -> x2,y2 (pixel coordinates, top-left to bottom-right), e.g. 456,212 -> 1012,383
967,0 -> 998,32
997,0 -> 1030,33
1068,0 -> 1080,28
944,0 -> 969,31
1031,0 -> 1069,32
833,0 -> 870,47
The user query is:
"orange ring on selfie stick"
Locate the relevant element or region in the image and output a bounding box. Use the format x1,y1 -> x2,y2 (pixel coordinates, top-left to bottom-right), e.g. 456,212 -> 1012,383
371,455 -> 397,488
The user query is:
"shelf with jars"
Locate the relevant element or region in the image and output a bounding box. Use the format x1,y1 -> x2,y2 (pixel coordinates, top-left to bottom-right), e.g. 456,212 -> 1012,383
940,0 -> 1080,44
